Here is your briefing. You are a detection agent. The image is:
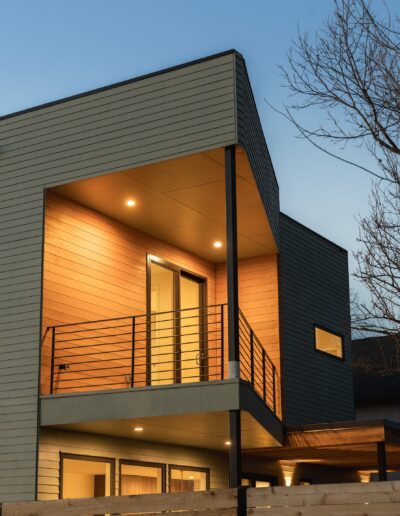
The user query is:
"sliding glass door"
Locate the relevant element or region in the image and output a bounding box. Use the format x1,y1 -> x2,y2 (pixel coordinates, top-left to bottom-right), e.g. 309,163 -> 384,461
148,256 -> 206,386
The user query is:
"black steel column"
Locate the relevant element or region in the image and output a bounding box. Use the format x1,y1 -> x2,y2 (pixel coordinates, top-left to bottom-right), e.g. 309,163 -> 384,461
225,145 -> 240,371
377,441 -> 387,481
229,409 -> 242,488
225,145 -> 241,488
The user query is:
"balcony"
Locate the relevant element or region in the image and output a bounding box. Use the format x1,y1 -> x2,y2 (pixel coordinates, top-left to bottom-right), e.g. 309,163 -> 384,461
44,304 -> 279,417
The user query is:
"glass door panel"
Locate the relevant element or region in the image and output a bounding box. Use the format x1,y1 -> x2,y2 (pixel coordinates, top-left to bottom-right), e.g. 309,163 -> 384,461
150,262 -> 175,385
180,275 -> 203,383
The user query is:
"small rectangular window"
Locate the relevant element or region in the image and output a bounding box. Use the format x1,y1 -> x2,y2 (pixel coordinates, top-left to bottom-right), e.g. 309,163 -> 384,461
169,465 -> 209,492
314,326 -> 344,359
120,460 -> 165,495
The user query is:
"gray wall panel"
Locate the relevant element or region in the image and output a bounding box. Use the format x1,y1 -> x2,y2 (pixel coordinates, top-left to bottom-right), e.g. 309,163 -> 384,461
279,214 -> 354,425
0,51 -> 236,501
235,55 -> 280,247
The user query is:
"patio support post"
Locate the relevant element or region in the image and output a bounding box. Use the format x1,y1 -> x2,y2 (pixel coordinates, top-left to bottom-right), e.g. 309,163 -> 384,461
225,145 -> 240,375
377,441 -> 387,481
225,145 -> 241,488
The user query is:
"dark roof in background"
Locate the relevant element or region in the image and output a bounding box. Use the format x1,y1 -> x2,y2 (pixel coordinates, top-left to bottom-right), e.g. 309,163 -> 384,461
352,335 -> 400,403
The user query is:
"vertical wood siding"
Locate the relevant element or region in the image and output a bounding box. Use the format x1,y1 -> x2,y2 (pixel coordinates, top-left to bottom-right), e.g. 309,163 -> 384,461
0,52 -> 236,502
279,214 -> 354,425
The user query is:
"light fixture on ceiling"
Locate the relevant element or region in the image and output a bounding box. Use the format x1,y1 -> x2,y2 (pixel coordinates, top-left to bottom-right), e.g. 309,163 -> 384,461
224,440 -> 231,446
188,475 -> 195,480
126,199 -> 136,207
133,426 -> 144,432
213,241 -> 223,249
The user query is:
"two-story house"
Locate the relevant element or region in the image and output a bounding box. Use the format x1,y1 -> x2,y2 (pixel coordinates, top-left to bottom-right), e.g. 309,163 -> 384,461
1,50 -> 399,503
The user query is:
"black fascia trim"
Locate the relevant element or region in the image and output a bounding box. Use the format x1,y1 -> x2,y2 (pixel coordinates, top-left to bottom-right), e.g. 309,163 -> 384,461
0,49 -> 242,121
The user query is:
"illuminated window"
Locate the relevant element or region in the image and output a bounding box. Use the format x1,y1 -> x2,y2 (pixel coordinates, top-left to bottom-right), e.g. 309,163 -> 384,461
314,326 -> 344,359
241,474 -> 277,487
169,466 -> 209,492
120,460 -> 165,495
60,454 -> 115,499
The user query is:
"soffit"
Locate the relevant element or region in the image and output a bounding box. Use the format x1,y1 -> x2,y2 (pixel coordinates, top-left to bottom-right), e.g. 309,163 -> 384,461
52,147 -> 277,263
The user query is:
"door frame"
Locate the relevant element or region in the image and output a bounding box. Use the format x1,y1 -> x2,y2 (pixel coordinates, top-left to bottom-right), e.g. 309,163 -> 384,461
146,254 -> 208,385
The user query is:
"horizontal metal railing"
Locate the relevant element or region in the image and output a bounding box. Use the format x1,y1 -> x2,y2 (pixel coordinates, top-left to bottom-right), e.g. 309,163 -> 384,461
46,304 -> 279,416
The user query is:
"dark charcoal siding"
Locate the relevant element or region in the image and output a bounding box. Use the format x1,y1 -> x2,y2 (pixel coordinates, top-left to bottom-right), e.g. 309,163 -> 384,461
279,214 -> 354,425
0,51 -> 237,502
235,54 -> 280,246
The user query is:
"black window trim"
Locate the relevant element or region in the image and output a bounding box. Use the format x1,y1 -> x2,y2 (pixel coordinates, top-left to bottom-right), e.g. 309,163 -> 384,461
59,452 -> 116,499
168,464 -> 210,492
313,324 -> 345,361
119,458 -> 167,495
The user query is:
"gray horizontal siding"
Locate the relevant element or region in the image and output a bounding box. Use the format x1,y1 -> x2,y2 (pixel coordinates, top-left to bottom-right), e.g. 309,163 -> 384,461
279,214 -> 354,425
0,52 -> 237,502
235,55 -> 280,247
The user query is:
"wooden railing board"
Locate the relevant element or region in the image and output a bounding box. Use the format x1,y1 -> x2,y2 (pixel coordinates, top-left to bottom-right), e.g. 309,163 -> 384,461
3,482 -> 400,516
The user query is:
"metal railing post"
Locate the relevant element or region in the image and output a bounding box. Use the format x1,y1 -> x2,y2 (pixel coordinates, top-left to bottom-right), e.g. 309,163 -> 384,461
50,326 -> 56,395
131,316 -> 135,388
272,365 -> 277,414
262,350 -> 266,402
250,330 -> 254,387
220,304 -> 225,380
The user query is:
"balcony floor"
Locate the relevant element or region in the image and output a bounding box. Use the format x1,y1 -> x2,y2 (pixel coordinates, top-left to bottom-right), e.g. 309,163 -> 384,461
40,379 -> 283,450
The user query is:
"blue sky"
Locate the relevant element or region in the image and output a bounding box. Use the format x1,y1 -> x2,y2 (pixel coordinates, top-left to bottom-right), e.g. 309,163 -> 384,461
1,0 -> 398,295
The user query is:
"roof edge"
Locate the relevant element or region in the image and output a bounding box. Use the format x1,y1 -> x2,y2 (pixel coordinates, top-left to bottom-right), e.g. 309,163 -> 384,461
1,49 -> 243,122
280,212 -> 348,254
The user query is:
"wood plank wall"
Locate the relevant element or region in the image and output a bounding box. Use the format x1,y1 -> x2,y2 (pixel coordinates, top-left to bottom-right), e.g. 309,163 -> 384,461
41,193 -> 217,393
41,193 -> 280,396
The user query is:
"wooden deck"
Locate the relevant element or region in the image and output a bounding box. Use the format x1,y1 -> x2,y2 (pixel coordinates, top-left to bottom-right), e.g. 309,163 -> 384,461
2,482 -> 400,515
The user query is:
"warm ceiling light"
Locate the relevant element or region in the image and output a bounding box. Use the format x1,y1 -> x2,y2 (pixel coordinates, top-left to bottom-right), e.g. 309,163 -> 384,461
213,241 -> 223,249
133,426 -> 143,432
126,199 -> 136,207
224,440 -> 231,446
188,475 -> 194,480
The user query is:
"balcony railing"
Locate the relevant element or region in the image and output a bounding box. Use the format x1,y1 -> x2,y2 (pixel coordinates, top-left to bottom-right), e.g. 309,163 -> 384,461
45,304 -> 280,416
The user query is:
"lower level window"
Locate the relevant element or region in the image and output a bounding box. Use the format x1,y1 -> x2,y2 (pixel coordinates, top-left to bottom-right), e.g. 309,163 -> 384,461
242,474 -> 277,487
120,460 -> 165,495
60,453 -> 115,499
169,466 -> 209,492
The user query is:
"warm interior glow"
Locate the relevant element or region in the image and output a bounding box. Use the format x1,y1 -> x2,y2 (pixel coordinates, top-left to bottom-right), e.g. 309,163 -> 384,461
213,241 -> 223,249
133,426 -> 144,432
225,440 -> 231,446
126,199 -> 136,207
284,474 -> 293,486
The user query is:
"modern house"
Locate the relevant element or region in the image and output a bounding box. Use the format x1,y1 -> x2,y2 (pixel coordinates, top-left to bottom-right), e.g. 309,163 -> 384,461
1,50 -> 399,503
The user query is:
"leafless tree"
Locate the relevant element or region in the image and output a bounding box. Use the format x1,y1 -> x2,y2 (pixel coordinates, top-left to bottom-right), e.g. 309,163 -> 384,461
279,0 -> 400,339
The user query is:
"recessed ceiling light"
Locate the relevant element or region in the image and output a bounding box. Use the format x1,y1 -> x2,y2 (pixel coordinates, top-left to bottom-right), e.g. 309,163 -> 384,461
126,199 -> 136,207
213,241 -> 223,249
224,440 -> 231,446
188,475 -> 194,479
133,426 -> 143,432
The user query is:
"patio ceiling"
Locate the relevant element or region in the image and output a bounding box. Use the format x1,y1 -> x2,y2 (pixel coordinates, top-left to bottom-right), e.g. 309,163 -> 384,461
47,410 -> 280,451
52,146 -> 277,262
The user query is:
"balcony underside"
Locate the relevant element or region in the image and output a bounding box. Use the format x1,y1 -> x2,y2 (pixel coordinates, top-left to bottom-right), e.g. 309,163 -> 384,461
40,379 -> 283,449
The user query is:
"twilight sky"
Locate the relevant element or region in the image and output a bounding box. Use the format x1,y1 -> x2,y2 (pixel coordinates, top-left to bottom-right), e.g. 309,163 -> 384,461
2,0 -> 398,296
